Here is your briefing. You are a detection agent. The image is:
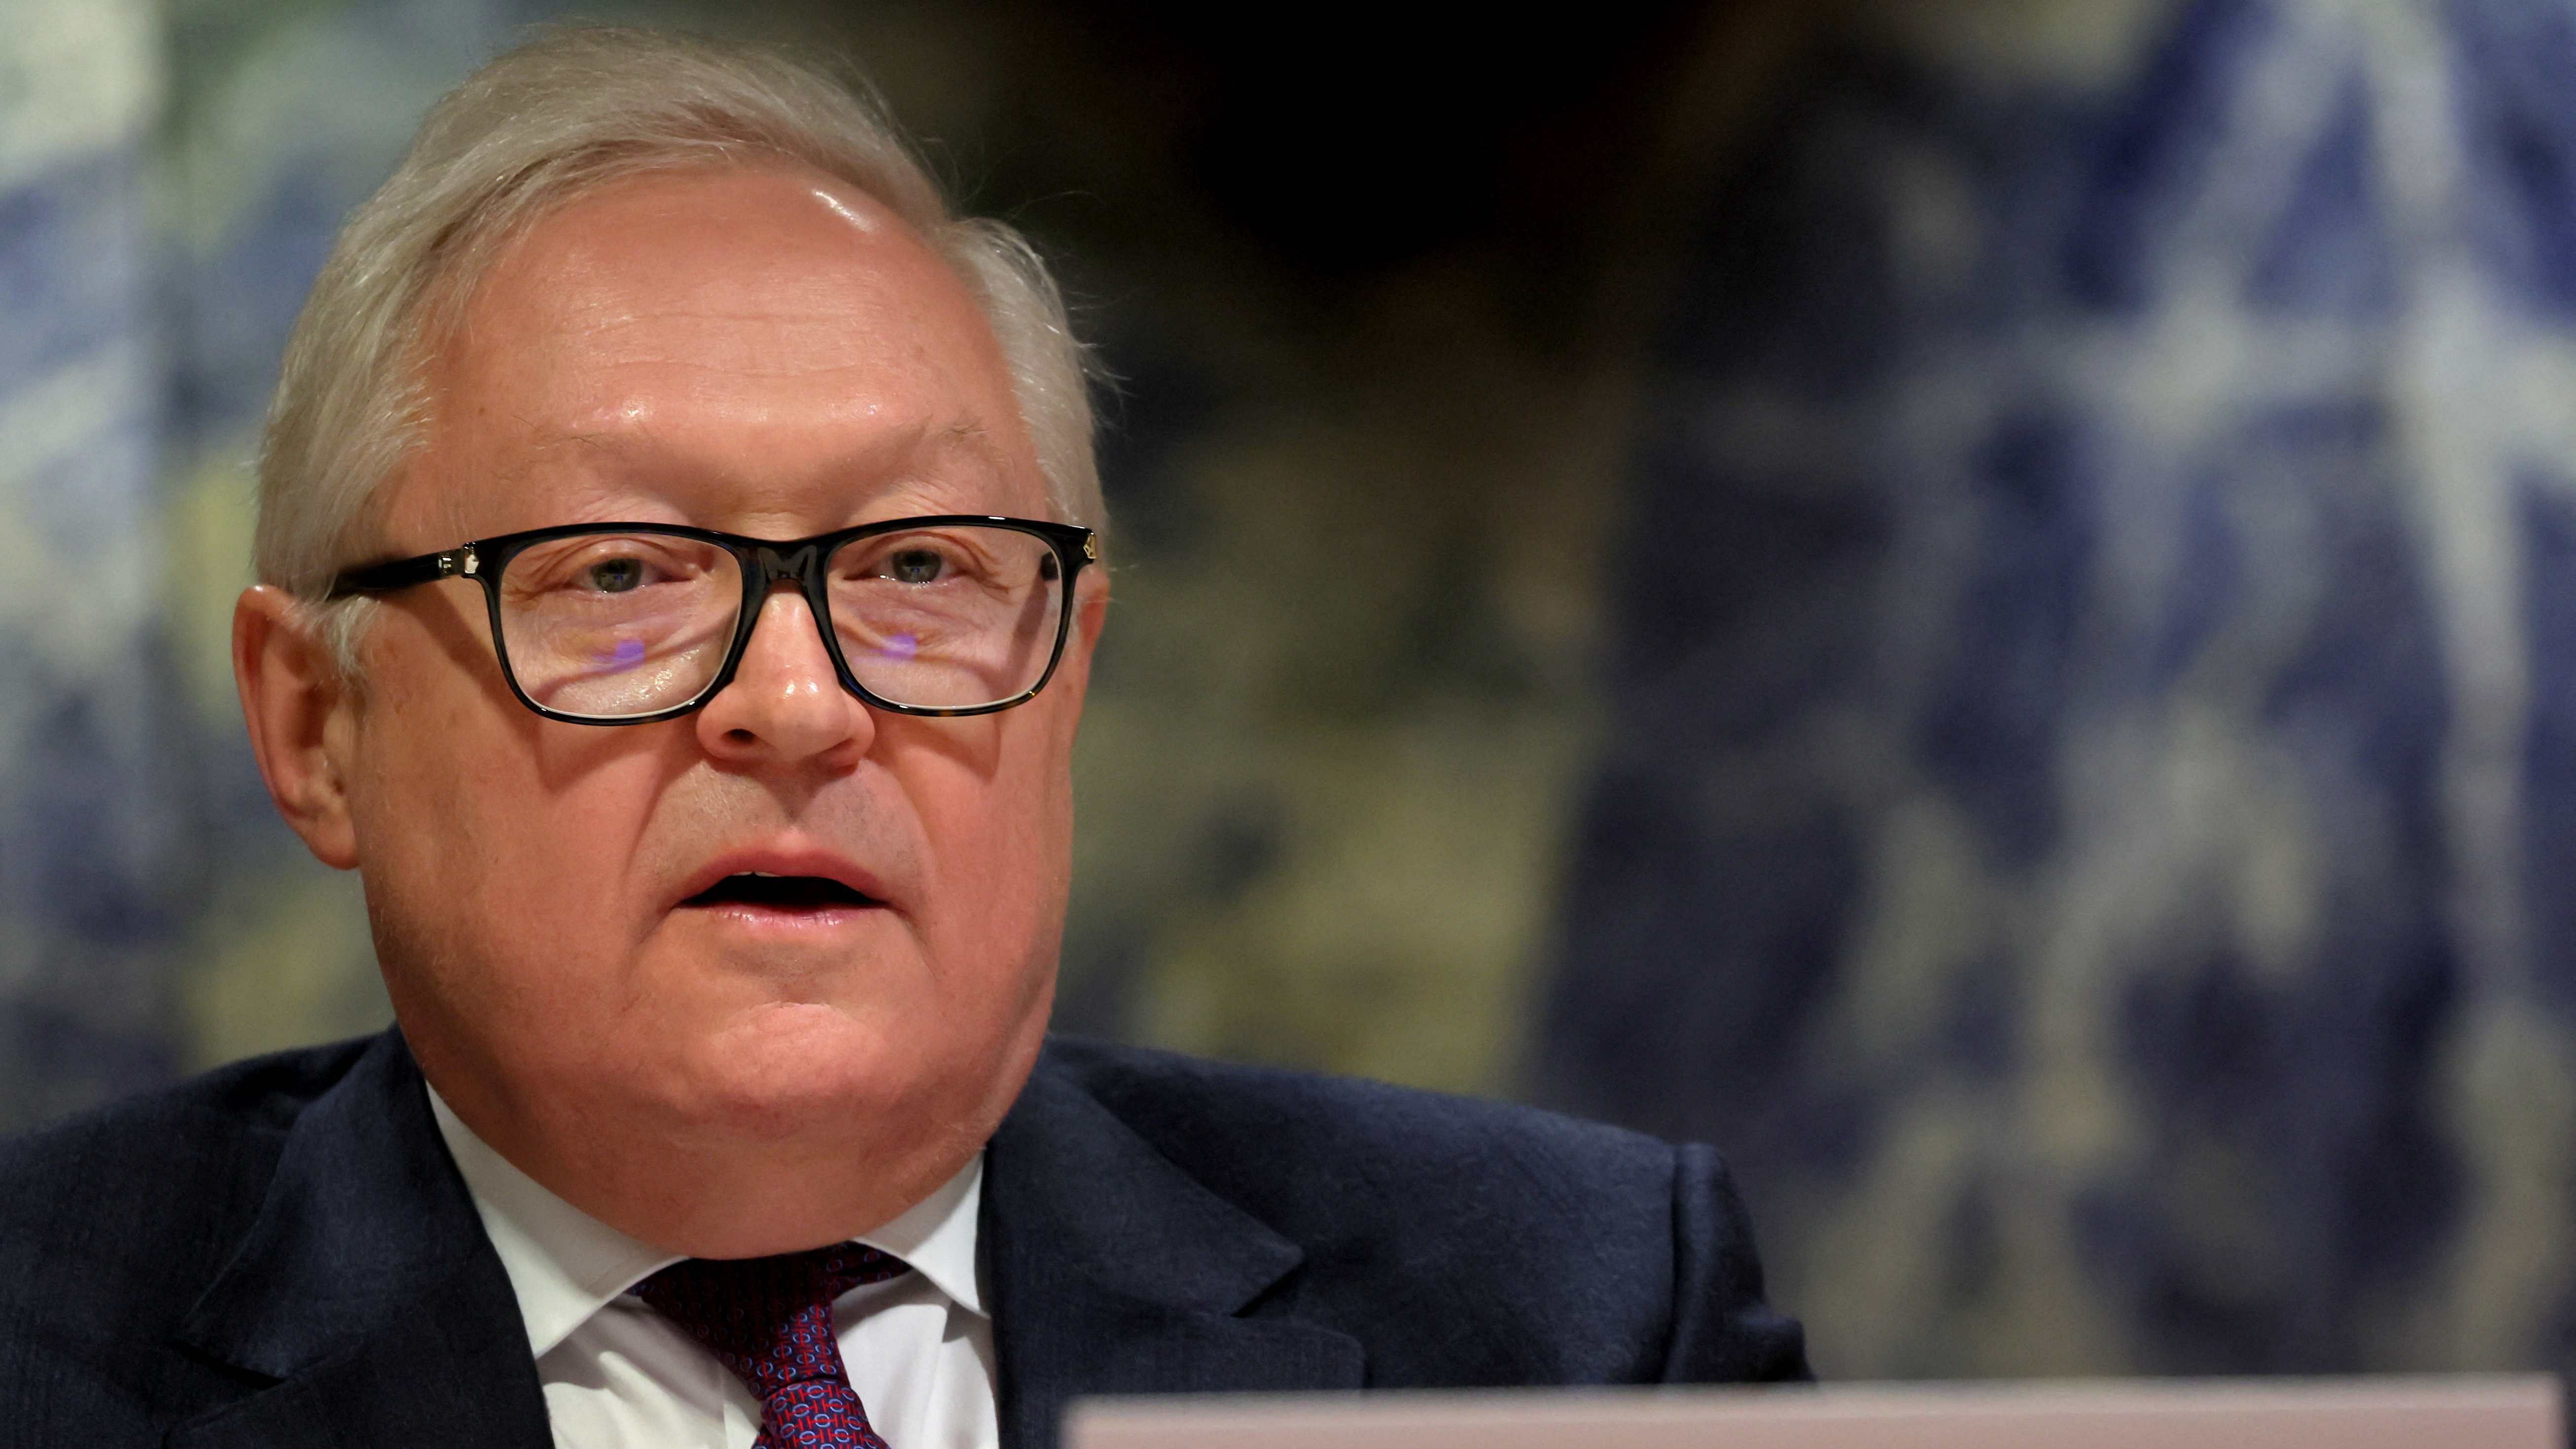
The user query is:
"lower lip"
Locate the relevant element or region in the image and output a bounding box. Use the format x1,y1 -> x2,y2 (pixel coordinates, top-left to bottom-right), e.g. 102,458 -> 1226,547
672,900 -> 890,932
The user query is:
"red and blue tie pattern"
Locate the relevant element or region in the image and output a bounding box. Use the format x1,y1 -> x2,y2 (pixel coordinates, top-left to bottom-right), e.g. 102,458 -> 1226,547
636,1244 -> 909,1449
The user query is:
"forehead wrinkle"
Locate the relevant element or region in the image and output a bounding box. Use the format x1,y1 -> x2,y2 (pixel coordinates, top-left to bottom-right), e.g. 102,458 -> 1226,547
524,295 -> 965,395
531,413 -> 989,467
494,413 -> 1014,520
565,304 -> 890,352
553,337 -> 902,388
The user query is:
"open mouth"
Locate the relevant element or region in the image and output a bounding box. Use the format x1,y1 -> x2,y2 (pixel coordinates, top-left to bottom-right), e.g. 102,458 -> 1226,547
681,872 -> 880,911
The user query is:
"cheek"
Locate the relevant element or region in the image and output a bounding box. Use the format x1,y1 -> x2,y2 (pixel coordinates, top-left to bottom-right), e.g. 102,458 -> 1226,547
350,637 -> 663,1010
900,719 -> 1075,969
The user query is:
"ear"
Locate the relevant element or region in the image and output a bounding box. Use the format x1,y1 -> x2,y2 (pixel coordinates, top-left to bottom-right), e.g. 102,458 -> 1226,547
233,585 -> 361,870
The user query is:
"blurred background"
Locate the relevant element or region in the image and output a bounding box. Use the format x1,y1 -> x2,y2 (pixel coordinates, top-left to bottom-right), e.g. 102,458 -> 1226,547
6,0 -> 2574,1387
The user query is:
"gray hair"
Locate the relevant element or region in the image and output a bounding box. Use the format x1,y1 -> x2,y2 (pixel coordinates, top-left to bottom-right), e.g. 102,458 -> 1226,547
255,26 -> 1102,666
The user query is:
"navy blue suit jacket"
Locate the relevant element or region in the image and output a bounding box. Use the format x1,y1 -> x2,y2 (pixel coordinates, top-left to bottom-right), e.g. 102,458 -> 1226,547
0,1030 -> 1807,1447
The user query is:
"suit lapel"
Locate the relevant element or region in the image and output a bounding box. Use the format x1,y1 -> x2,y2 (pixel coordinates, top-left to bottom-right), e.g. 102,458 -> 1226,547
982,1051 -> 1364,1449
168,1031 -> 549,1449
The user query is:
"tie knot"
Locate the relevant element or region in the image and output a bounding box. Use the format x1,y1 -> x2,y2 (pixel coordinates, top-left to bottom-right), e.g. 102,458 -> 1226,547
634,1244 -> 906,1400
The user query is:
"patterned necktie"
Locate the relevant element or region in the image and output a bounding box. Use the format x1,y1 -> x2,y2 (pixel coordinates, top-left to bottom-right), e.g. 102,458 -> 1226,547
635,1243 -> 909,1449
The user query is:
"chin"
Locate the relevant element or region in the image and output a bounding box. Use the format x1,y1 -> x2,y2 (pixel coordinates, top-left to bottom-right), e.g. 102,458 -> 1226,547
679,1000 -> 959,1140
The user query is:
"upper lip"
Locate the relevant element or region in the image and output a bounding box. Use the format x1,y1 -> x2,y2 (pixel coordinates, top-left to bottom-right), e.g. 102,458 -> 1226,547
671,843 -> 893,910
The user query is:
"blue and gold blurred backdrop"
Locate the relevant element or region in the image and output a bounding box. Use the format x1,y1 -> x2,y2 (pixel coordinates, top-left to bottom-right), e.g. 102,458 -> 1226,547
7,0 -> 2576,1386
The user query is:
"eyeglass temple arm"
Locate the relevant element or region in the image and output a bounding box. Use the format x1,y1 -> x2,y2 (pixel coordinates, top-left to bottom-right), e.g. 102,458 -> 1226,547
326,546 -> 478,600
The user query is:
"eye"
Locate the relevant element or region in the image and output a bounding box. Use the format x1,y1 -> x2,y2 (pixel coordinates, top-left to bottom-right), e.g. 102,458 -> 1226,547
887,548 -> 947,585
586,557 -> 646,593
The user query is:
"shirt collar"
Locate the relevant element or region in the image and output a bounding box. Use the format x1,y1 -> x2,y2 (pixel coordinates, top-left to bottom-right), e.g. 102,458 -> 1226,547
426,1083 -> 986,1360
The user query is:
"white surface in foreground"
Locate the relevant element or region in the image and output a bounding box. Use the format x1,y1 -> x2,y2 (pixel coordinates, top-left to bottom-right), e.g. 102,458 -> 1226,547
1068,1376 -> 2562,1449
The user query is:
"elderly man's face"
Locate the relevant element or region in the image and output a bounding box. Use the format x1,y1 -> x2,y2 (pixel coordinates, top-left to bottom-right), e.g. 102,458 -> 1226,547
239,164 -> 1103,1254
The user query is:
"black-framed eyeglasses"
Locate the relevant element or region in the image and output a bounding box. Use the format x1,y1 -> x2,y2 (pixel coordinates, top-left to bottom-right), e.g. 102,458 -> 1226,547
328,515 -> 1098,725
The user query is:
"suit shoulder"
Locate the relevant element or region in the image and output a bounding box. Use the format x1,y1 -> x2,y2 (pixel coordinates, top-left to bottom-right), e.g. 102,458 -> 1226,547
1036,1035 -> 1680,1231
0,1035 -> 368,1195
0,1036 -> 374,1329
1030,1037 -> 1785,1384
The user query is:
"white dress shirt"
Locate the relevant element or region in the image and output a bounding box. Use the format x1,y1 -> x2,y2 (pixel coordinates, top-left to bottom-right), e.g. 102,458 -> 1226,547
427,1087 -> 999,1449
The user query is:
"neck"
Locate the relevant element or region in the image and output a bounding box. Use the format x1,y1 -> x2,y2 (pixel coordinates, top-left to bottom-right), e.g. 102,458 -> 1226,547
409,1030 -> 1034,1259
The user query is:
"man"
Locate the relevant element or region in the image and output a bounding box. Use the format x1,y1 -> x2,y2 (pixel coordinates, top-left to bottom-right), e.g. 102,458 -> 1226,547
0,26 -> 1806,1448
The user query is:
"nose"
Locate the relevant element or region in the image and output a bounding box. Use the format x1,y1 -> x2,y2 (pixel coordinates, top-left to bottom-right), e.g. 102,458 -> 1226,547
693,585 -> 876,765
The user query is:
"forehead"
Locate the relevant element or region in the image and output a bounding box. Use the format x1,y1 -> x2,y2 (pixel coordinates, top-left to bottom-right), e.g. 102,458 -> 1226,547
399,162 -> 1042,537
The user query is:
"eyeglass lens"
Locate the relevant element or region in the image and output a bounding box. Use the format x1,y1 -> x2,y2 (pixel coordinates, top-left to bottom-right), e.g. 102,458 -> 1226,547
495,525 -> 1068,718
